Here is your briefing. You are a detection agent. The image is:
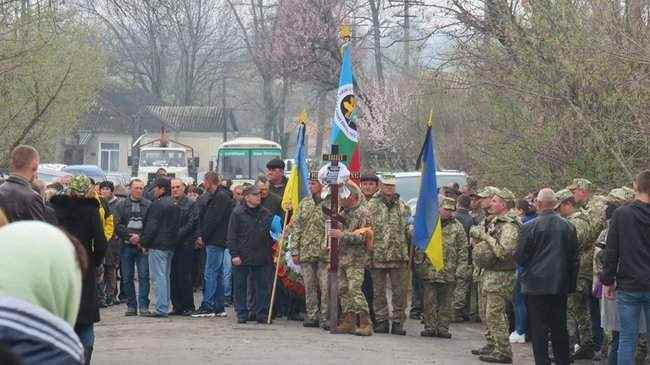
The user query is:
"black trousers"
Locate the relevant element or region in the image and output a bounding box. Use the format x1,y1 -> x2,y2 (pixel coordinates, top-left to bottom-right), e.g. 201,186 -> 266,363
527,294 -> 570,365
362,269 -> 375,322
171,244 -> 195,312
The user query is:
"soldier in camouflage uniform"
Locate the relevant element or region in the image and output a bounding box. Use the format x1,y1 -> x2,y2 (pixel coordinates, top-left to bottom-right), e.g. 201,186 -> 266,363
470,188 -> 520,364
367,174 -> 411,335
290,172 -> 329,329
329,181 -> 373,336
417,196 -> 469,339
469,187 -> 500,330
555,188 -> 597,360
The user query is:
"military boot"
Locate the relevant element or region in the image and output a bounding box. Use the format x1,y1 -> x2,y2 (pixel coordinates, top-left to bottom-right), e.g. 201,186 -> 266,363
331,312 -> 356,334
471,344 -> 494,356
390,322 -> 406,336
436,328 -> 452,339
373,320 -> 389,334
478,353 -> 512,364
420,328 -> 437,337
354,312 -> 373,336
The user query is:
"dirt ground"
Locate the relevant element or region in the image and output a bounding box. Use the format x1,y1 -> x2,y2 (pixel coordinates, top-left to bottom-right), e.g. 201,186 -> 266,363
92,294 -> 548,365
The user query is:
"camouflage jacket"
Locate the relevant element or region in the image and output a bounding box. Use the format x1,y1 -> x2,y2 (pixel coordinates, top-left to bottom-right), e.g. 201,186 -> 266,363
415,218 -> 469,283
473,213 -> 520,271
568,210 -> 595,284
338,199 -> 371,268
481,213 -> 519,293
289,196 -> 329,263
367,194 -> 411,268
586,195 -> 607,235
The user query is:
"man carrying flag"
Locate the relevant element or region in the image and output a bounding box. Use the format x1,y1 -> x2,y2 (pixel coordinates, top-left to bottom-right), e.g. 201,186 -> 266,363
415,196 -> 469,339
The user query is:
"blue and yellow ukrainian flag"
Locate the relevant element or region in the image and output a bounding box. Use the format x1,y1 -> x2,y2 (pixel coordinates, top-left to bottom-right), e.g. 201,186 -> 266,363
281,117 -> 310,213
413,116 -> 444,271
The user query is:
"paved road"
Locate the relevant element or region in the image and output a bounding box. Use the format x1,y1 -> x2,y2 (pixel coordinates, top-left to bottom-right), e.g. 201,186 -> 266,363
94,294 -> 608,365
93,295 -> 542,365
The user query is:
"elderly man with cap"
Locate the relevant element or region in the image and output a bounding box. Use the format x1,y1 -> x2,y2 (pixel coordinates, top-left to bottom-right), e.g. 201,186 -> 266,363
555,188 -> 598,360
417,196 -> 468,339
568,177 -> 606,242
515,188 -> 579,365
288,171 -> 330,329
367,174 -> 412,335
266,158 -> 288,197
470,188 -> 520,364
227,184 -> 274,324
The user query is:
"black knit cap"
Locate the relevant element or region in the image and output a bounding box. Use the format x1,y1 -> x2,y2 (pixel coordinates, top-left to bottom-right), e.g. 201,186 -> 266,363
99,180 -> 115,192
266,158 -> 285,170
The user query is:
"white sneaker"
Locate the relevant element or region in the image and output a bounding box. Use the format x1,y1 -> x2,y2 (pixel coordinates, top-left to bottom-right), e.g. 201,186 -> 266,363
509,331 -> 526,344
215,311 -> 227,318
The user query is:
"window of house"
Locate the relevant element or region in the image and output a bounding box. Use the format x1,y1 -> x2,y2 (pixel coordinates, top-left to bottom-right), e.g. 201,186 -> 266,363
100,143 -> 120,172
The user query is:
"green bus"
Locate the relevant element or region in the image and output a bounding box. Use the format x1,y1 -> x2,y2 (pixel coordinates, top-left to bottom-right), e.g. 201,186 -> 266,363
215,137 -> 282,182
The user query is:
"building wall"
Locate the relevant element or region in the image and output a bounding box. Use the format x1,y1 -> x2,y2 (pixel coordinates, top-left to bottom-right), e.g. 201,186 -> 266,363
80,131 -> 224,174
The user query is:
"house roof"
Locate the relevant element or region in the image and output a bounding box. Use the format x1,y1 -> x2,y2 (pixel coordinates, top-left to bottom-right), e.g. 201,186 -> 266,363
79,86 -> 165,134
145,105 -> 238,133
78,86 -> 238,137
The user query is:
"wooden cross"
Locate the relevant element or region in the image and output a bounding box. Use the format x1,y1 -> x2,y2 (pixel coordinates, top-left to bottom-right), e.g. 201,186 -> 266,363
322,145 -> 346,332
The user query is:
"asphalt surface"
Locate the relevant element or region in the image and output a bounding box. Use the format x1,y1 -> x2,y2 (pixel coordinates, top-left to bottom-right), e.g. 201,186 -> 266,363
93,293 -> 543,365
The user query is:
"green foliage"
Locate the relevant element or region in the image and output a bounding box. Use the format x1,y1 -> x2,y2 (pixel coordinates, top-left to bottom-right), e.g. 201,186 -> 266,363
0,8 -> 106,165
433,0 -> 650,194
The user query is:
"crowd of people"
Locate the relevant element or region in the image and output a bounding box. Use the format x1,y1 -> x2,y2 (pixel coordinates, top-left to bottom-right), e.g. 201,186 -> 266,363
0,144 -> 649,365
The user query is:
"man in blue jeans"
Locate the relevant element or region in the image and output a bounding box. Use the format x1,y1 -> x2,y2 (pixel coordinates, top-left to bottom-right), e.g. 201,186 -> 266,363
602,170 -> 650,365
114,179 -> 151,316
141,177 -> 181,317
194,172 -> 234,318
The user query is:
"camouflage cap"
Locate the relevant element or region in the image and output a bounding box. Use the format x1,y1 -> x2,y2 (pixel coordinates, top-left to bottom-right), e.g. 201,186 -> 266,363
440,196 -> 456,211
568,178 -> 592,191
494,188 -> 516,203
554,189 -> 574,206
475,186 -> 499,198
379,174 -> 396,186
607,187 -> 636,205
68,175 -> 91,195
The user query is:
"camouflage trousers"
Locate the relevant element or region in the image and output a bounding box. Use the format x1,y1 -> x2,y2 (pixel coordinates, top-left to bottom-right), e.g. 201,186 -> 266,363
423,282 -> 455,333
452,277 -> 471,314
568,283 -> 593,348
370,265 -> 409,323
482,283 -> 514,358
338,263 -> 369,314
477,276 -> 494,345
302,261 -> 329,322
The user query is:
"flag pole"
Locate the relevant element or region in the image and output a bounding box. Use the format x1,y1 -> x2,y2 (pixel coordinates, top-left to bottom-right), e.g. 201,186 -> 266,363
268,209 -> 291,324
267,112 -> 307,324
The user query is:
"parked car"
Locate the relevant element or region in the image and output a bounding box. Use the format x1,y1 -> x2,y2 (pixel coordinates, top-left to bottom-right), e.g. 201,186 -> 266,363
106,172 -> 132,187
61,165 -> 107,182
378,170 -> 468,217
37,168 -> 73,185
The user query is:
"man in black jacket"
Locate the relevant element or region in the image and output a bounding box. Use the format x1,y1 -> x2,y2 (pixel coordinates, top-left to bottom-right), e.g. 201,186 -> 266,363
194,171 -> 234,317
170,179 -> 198,316
114,179 -> 151,316
141,177 -> 181,317
602,170 -> 650,364
515,188 -> 579,365
0,145 -> 45,222
228,185 -> 274,324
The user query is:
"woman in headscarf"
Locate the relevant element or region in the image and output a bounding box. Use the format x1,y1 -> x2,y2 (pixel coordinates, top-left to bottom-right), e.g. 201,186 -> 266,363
0,221 -> 85,364
50,175 -> 107,364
